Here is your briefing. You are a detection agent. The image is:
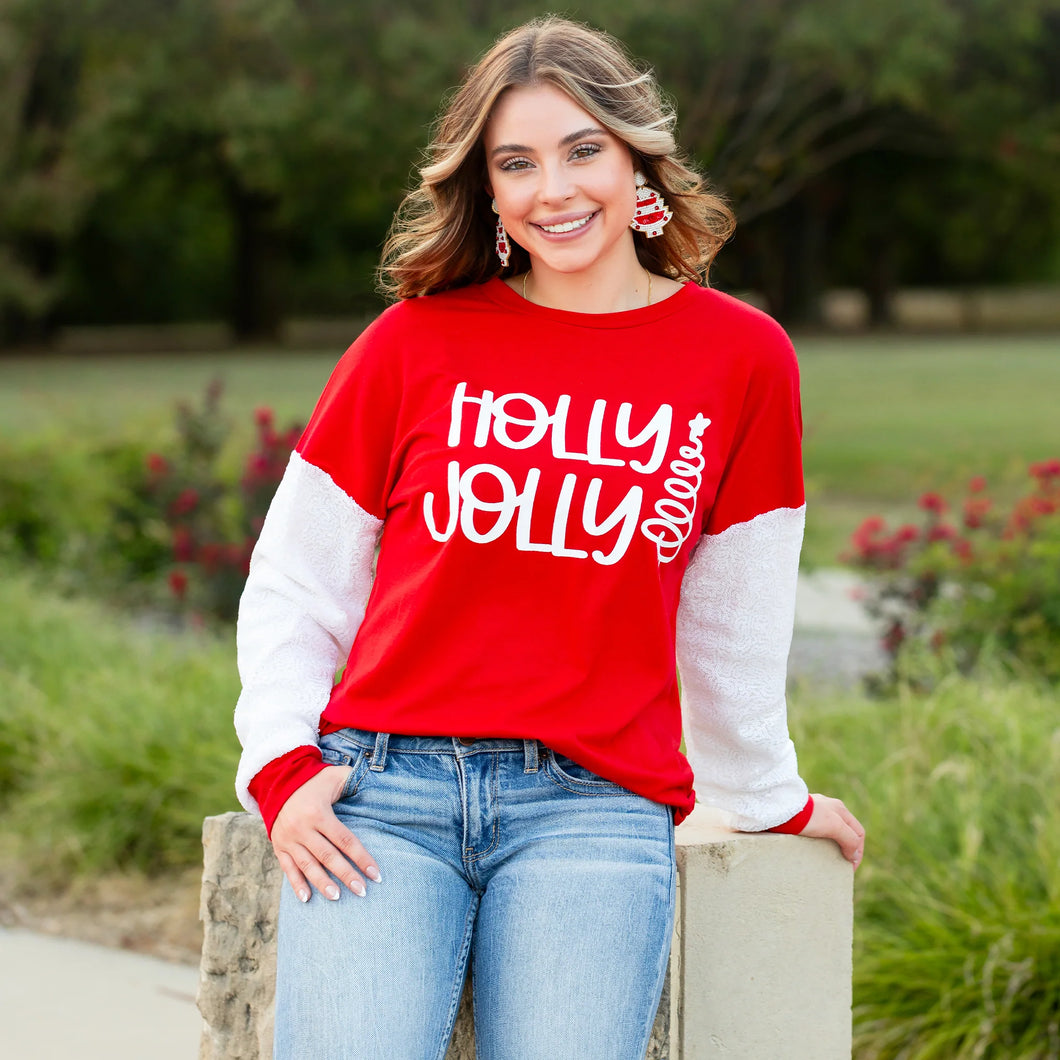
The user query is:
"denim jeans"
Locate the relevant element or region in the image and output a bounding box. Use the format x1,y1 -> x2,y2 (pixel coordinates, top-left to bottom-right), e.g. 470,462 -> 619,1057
273,729 -> 676,1060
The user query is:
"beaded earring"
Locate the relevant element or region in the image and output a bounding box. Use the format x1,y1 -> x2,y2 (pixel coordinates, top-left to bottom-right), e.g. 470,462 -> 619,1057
629,172 -> 673,238
492,200 -> 511,267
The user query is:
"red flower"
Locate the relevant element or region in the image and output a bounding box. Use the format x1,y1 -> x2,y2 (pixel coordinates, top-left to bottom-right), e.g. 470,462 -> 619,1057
963,497 -> 992,529
168,569 -> 188,600
254,406 -> 274,428
927,524 -> 958,543
952,538 -> 974,562
146,452 -> 169,477
172,526 -> 195,562
918,492 -> 948,515
169,487 -> 199,517
895,524 -> 920,544
1030,458 -> 1060,483
968,475 -> 987,494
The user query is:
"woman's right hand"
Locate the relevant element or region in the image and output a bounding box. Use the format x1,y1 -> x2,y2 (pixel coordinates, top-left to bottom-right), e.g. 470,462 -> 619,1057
269,765 -> 382,902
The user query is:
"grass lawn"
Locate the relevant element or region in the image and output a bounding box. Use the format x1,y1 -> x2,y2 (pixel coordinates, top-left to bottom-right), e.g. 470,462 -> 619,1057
2,332 -> 1057,565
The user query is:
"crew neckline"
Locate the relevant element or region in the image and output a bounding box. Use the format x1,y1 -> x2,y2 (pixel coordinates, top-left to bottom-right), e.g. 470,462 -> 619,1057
481,275 -> 699,329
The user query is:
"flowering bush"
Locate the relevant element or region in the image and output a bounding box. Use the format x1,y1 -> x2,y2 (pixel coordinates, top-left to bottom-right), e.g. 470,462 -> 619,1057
135,380 -> 301,621
845,459 -> 1060,687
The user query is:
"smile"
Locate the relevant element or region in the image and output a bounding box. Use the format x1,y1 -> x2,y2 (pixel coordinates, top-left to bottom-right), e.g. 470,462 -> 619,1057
535,212 -> 598,234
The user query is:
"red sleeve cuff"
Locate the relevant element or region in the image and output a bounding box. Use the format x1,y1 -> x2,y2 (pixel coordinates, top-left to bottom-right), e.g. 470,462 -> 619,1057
248,745 -> 327,836
767,794 -> 814,835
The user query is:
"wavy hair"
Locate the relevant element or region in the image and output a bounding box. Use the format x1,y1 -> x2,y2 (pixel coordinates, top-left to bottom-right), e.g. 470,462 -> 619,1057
378,16 -> 735,300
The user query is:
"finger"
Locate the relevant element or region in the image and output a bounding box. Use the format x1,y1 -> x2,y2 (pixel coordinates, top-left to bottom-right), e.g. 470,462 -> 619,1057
276,849 -> 311,904
324,816 -> 383,885
291,840 -> 353,900
835,802 -> 865,839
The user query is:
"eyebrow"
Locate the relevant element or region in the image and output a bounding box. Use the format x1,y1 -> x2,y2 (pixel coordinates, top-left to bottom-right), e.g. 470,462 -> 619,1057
490,127 -> 608,158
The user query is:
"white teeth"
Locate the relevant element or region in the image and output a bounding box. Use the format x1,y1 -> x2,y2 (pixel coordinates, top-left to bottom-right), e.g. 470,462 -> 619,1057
540,214 -> 593,233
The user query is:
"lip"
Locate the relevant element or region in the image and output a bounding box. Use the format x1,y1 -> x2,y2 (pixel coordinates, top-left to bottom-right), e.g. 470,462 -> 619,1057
530,209 -> 600,238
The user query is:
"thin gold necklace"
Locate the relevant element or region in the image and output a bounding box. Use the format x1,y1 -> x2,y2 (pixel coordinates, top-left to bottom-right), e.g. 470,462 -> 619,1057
521,269 -> 653,307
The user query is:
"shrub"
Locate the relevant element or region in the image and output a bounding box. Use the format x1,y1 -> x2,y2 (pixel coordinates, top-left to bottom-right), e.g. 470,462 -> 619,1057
0,566 -> 241,877
128,380 -> 301,621
844,460 -> 1060,687
790,675 -> 1060,1059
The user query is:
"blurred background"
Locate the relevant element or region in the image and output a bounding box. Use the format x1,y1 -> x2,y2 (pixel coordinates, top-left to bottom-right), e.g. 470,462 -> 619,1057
1,0 -> 1058,345
1,4 -> 1059,1058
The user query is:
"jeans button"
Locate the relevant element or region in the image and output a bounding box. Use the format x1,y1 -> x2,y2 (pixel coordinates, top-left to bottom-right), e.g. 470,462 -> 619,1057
458,737 -> 476,746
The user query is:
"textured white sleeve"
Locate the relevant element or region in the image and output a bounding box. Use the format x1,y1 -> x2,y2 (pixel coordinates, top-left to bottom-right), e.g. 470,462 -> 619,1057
234,450 -> 383,815
675,505 -> 809,831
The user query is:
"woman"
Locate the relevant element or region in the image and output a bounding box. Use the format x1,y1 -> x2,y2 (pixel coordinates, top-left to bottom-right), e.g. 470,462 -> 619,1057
234,15 -> 864,1060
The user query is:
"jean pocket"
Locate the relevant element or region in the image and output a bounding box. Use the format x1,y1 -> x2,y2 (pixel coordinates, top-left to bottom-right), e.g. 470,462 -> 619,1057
319,741 -> 372,802
543,749 -> 631,797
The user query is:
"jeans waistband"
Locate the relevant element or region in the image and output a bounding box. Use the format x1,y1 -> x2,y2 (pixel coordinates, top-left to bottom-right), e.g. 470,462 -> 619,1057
326,728 -> 542,774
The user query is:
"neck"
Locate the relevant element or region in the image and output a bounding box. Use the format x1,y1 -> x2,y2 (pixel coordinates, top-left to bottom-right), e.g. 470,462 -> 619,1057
522,255 -> 651,314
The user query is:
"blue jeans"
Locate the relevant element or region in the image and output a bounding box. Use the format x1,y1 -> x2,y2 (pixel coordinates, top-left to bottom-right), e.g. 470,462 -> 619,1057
274,729 -> 676,1060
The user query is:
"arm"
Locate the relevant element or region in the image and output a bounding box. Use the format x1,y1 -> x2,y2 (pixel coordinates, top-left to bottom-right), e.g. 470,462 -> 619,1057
675,312 -> 864,866
234,450 -> 386,900
234,308 -> 406,899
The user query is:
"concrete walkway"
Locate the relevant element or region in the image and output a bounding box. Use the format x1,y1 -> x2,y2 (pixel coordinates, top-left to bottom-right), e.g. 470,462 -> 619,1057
0,926 -> 202,1058
0,569 -> 878,1059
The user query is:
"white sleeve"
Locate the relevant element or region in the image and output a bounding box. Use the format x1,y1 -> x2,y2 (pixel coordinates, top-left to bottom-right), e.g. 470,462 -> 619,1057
233,450 -> 383,815
675,505 -> 809,831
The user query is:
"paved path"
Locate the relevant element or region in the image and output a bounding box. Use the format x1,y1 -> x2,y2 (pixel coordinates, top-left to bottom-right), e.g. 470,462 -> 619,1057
0,569 -> 878,1059
0,926 -> 201,1058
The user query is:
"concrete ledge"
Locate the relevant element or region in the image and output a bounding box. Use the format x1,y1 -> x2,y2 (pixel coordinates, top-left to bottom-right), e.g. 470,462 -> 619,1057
198,808 -> 851,1059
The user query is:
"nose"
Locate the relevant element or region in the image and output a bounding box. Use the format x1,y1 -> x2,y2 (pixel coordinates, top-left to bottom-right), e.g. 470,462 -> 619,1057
537,163 -> 575,204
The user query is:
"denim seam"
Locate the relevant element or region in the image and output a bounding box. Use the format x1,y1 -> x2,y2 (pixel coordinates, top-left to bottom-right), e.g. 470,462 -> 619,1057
462,753 -> 501,865
431,893 -> 480,1060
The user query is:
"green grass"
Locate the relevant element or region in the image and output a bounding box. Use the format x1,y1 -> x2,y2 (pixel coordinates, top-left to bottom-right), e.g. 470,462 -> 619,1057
790,674 -> 1060,1059
0,567 -> 242,877
2,333 -> 1058,564
1,566 -> 1056,1056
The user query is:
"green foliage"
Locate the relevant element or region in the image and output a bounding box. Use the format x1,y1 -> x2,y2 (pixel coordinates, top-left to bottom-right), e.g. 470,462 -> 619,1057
127,379 -> 302,622
0,433 -> 135,571
845,460 -> 1060,687
3,0 -> 1060,336
0,567 -> 241,876
792,676 -> 1060,1058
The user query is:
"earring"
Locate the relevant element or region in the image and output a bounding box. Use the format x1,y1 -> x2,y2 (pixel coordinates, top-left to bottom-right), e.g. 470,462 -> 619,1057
492,199 -> 511,267
629,172 -> 672,238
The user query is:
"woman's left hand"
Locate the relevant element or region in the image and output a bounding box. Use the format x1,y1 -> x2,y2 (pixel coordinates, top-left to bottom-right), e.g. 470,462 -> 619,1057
799,793 -> 865,870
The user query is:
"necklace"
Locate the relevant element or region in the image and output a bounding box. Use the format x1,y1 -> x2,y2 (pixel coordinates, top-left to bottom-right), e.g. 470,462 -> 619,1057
521,269 -> 653,307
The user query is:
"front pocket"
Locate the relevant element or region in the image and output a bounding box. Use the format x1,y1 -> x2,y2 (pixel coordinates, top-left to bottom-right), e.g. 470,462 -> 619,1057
543,750 -> 631,796
320,743 -> 372,802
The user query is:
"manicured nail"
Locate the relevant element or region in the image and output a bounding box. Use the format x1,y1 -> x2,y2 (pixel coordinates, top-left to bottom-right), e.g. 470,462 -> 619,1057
366,866 -> 382,884
325,884 -> 340,900
351,879 -> 367,898
298,889 -> 310,903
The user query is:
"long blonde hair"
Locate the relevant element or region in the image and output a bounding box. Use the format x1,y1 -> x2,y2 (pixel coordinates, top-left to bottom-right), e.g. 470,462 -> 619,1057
378,16 -> 735,300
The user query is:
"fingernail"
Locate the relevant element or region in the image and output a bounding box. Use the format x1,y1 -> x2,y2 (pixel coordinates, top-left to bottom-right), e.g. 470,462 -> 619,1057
366,866 -> 382,884
351,879 -> 367,898
298,889 -> 310,903
325,884 -> 340,901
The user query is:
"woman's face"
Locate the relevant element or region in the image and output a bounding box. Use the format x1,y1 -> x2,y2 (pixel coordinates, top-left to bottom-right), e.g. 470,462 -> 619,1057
484,82 -> 639,280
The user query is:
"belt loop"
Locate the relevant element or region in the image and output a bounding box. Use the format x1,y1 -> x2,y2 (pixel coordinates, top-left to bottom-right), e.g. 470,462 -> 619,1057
370,731 -> 390,772
523,739 -> 539,774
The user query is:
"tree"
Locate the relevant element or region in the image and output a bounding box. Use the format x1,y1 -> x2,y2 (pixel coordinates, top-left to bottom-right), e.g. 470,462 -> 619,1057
0,0 -> 91,344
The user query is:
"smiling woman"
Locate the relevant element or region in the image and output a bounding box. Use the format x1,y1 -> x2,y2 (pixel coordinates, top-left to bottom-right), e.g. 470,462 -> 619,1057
234,15 -> 865,1060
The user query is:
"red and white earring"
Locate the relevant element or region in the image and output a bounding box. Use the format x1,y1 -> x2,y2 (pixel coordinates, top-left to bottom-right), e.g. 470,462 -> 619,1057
492,199 -> 511,267
629,172 -> 672,238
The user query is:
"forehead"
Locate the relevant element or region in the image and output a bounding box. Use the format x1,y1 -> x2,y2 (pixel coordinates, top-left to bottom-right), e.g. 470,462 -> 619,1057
484,82 -> 606,150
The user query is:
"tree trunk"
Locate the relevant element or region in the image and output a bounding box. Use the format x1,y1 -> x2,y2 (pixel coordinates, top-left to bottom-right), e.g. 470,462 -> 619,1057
761,195 -> 828,326
226,181 -> 282,343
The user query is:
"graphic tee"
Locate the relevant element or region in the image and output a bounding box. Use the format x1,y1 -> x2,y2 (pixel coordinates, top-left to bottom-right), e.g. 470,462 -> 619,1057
235,278 -> 810,833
